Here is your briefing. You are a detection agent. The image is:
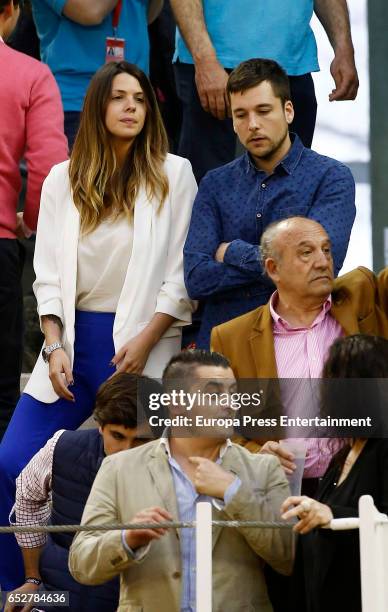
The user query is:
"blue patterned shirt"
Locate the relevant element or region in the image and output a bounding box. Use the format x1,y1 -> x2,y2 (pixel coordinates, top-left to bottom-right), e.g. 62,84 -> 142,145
184,134 -> 356,348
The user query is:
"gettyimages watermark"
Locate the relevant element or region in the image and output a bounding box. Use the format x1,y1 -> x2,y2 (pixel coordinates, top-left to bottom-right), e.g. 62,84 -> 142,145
147,389 -> 263,411
135,378 -> 388,439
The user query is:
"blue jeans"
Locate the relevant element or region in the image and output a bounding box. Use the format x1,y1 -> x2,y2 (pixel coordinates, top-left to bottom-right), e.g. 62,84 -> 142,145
0,311 -> 115,591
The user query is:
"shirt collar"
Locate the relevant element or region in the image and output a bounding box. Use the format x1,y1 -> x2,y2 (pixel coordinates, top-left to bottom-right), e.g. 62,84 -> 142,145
243,132 -> 304,176
160,436 -> 232,460
269,290 -> 333,330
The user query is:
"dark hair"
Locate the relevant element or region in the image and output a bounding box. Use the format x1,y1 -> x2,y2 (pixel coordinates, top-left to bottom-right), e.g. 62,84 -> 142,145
93,372 -> 143,428
227,58 -> 291,106
323,335 -> 388,379
162,349 -> 231,392
0,0 -> 22,13
321,335 -> 388,439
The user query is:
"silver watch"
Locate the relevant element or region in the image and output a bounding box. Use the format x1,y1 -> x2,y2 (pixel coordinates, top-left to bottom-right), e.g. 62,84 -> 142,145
42,342 -> 64,363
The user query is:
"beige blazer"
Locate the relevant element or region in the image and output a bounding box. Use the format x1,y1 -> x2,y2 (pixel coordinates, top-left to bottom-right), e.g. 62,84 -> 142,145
69,441 -> 293,612
25,154 -> 197,402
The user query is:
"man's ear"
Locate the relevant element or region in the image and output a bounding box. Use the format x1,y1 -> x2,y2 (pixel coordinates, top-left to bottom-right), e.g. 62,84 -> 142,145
265,258 -> 280,283
284,100 -> 294,125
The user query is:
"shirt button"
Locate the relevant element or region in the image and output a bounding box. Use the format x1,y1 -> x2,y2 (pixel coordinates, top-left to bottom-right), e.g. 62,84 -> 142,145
261,183 -> 266,188
172,571 -> 181,579
256,212 -> 262,219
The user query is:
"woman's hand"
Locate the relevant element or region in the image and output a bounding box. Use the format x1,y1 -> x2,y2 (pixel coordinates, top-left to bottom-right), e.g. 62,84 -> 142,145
111,333 -> 153,375
111,314 -> 177,375
48,348 -> 75,401
281,495 -> 333,534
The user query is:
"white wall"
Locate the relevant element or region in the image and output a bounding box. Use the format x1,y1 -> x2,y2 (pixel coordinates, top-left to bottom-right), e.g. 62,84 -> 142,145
311,0 -> 371,272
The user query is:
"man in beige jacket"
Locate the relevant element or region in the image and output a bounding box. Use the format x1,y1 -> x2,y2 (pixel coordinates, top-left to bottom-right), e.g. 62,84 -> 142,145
69,350 -> 292,612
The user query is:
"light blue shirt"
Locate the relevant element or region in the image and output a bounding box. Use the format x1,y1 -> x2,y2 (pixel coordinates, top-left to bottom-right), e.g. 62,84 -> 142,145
122,438 -> 241,612
174,0 -> 319,76
164,440 -> 240,612
31,0 -> 151,111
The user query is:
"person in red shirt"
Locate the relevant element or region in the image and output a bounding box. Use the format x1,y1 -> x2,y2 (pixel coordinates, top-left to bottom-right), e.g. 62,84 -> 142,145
0,0 -> 68,439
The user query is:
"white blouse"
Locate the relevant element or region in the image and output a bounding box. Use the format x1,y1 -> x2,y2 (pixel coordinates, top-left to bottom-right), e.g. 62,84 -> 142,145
76,215 -> 133,312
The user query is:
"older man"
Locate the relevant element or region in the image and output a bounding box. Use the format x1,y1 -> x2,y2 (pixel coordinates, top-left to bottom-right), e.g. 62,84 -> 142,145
211,217 -> 388,490
69,350 -> 292,612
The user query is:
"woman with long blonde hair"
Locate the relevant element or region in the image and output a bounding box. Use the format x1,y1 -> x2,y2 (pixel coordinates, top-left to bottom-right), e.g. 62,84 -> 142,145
0,61 -> 197,590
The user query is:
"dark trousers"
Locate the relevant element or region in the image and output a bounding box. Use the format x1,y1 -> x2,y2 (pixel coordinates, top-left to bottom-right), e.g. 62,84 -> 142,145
174,62 -> 317,183
64,111 -> 81,151
0,239 -> 24,441
264,478 -> 320,612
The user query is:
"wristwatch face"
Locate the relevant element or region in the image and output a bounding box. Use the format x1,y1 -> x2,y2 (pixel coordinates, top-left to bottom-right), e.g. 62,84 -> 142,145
42,342 -> 62,363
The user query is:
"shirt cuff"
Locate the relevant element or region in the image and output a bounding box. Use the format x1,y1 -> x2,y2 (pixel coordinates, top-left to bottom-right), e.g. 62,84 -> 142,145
212,477 -> 242,510
121,530 -> 150,562
223,239 -> 256,267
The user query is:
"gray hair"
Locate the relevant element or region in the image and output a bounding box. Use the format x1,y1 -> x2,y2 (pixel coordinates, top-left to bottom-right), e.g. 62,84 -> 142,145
259,219 -> 286,268
259,216 -> 323,269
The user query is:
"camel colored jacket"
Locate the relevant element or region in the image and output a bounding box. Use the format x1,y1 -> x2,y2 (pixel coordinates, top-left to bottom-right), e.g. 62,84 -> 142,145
211,266 -> 388,378
69,440 -> 292,612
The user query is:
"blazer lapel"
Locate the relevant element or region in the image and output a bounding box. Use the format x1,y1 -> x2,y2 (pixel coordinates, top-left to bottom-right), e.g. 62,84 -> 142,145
211,446 -> 245,550
331,299 -> 360,336
60,197 -> 80,354
114,186 -> 153,341
249,305 -> 278,378
147,444 -> 181,539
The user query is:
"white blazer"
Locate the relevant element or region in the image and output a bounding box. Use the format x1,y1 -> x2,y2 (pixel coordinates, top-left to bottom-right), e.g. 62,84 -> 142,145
24,154 -> 198,402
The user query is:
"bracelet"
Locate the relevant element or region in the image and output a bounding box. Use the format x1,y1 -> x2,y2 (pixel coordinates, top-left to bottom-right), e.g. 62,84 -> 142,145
25,577 -> 42,585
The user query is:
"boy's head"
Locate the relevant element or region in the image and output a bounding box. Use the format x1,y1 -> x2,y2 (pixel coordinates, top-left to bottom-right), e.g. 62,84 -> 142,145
93,372 -> 149,455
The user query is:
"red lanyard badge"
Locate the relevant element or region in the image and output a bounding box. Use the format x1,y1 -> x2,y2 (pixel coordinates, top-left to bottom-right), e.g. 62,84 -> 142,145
112,0 -> 123,34
106,0 -> 125,63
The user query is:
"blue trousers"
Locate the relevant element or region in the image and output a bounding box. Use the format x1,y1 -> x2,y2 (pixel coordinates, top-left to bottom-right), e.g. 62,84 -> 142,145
0,311 -> 115,591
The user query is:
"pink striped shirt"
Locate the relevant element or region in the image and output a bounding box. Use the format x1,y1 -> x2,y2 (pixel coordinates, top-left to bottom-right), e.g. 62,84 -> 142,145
270,291 -> 344,478
9,430 -> 65,548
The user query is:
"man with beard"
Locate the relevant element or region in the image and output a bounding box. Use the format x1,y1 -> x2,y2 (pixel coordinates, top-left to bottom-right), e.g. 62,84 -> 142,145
183,58 -> 355,348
